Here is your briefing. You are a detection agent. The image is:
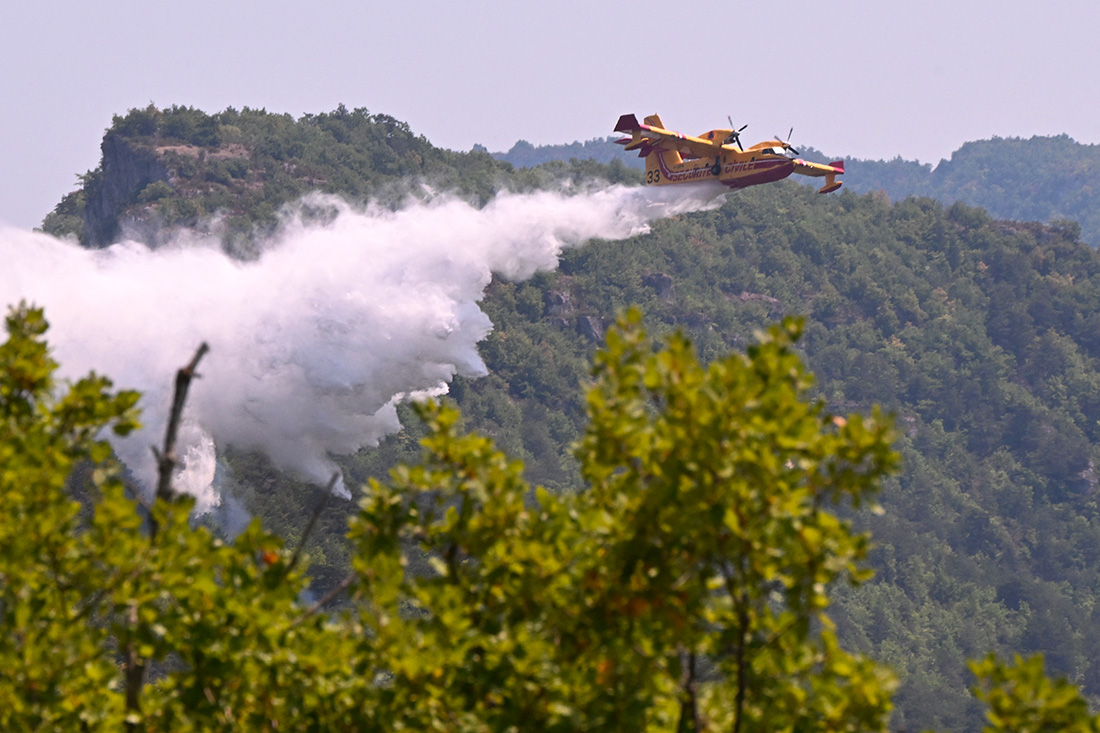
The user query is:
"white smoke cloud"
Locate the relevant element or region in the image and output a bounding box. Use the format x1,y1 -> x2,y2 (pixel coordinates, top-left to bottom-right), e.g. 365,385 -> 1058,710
0,183 -> 725,510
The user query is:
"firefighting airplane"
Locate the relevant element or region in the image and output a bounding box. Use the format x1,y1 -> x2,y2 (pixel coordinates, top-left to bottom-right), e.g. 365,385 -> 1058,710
614,113 -> 844,194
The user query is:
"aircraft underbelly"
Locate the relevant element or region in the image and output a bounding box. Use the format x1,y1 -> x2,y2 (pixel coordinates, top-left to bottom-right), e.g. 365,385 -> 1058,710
721,160 -> 794,188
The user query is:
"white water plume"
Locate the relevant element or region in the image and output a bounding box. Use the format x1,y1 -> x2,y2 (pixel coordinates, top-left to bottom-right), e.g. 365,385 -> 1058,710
0,183 -> 726,510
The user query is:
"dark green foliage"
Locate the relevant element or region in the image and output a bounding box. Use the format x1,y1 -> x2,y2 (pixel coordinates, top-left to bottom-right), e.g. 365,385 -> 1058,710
971,654 -> 1100,731
137,180 -> 173,203
159,105 -> 221,147
110,104 -> 159,138
38,189 -> 84,239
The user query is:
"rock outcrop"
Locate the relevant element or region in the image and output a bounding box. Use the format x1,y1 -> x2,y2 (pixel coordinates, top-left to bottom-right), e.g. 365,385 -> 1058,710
81,134 -> 170,247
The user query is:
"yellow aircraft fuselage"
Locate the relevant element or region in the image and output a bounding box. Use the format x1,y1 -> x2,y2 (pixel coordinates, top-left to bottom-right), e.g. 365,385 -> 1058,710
645,144 -> 795,189
614,114 -> 844,194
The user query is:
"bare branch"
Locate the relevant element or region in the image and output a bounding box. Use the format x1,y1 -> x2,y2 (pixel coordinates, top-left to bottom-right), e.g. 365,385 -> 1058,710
676,646 -> 702,733
292,573 -> 355,626
153,342 -> 210,504
125,342 -> 209,727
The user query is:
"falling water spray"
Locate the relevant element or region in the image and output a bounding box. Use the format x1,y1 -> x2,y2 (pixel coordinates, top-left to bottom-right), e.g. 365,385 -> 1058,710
0,183 -> 726,510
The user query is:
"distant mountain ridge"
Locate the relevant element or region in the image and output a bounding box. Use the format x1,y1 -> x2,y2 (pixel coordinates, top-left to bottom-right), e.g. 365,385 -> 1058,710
493,133 -> 1100,245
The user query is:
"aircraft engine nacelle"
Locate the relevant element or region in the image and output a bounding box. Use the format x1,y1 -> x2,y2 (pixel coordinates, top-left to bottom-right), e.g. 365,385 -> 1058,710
698,129 -> 734,143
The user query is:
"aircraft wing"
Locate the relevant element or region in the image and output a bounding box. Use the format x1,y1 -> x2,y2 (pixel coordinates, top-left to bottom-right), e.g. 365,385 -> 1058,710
614,113 -> 724,160
792,158 -> 845,194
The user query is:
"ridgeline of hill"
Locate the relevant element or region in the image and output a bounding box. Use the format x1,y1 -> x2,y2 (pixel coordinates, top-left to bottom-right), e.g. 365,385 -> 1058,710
40,105 -> 1100,731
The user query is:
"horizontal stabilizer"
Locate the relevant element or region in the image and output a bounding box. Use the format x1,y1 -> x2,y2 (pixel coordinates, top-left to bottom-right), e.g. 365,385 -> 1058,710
627,141 -> 664,158
818,173 -> 842,194
623,137 -> 652,152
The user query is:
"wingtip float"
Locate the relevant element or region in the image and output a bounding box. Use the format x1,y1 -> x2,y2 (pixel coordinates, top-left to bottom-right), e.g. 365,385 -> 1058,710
614,113 -> 844,194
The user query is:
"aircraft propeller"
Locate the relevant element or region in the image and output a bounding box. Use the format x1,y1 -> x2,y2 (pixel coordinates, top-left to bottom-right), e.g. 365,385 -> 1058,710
726,116 -> 748,149
776,127 -> 800,156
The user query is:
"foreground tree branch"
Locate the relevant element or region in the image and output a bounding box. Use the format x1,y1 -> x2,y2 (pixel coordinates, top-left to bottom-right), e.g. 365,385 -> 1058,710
153,342 -> 210,504
126,342 -> 209,730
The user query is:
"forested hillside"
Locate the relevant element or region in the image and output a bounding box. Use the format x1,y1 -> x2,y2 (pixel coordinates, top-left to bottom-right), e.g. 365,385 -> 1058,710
39,106 -> 1100,731
497,188 -> 1100,731
841,134 -> 1100,246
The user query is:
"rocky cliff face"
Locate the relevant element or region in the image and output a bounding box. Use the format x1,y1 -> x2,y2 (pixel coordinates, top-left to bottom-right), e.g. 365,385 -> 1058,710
82,133 -> 170,247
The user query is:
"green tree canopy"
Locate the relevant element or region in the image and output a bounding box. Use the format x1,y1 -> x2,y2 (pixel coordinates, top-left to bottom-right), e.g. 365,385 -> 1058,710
2,302 -> 1089,730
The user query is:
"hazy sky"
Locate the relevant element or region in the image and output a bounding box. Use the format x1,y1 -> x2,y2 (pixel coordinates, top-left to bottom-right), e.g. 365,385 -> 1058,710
3,0 -> 1099,229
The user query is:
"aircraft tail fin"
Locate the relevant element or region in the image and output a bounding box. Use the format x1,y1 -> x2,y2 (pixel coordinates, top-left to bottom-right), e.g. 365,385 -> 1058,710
614,113 -> 667,133
614,113 -> 680,168
614,114 -> 641,133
